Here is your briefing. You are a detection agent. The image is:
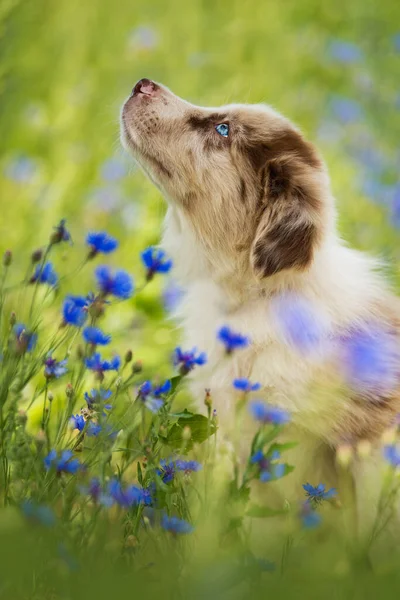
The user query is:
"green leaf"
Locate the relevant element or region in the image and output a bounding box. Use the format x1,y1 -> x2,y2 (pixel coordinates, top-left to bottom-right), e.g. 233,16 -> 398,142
268,442 -> 298,455
169,408 -> 195,419
169,374 -> 184,395
246,504 -> 287,518
163,413 -> 217,450
137,461 -> 143,485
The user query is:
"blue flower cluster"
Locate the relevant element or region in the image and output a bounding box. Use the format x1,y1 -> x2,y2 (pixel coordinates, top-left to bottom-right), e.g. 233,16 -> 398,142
44,354 -> 68,379
157,458 -> 202,483
44,450 -> 81,474
173,347 -> 207,374
138,380 -> 171,413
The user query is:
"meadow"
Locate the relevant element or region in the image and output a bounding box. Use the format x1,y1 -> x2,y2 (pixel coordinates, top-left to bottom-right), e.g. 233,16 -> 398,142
0,0 -> 400,597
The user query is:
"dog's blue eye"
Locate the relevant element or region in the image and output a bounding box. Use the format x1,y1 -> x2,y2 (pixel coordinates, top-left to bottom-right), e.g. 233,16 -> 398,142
215,123 -> 229,137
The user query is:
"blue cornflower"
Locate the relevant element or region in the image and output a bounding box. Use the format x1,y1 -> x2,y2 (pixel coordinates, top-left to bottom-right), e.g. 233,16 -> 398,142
175,459 -> 202,474
44,355 -> 68,379
158,458 -> 202,483
217,326 -> 249,354
303,483 -> 337,504
233,378 -> 261,393
83,326 -> 111,346
141,246 -> 173,280
384,444 -> 400,468
44,449 -> 81,474
86,231 -> 119,257
249,401 -> 290,426
95,265 -> 134,299
270,293 -> 328,354
62,295 -> 89,327
30,262 -> 58,286
173,347 -> 207,374
70,414 -> 101,437
80,478 -> 114,506
138,379 -> 171,413
251,450 -> 285,482
299,501 -> 322,529
51,219 -> 72,244
327,40 -> 363,63
14,323 -> 37,353
85,353 -> 121,378
161,514 -> 193,535
108,479 -> 152,508
84,388 -> 112,410
339,326 -> 400,394
21,501 -> 56,527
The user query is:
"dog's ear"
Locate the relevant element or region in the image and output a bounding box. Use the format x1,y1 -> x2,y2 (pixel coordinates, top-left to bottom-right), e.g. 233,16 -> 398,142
249,129 -> 324,278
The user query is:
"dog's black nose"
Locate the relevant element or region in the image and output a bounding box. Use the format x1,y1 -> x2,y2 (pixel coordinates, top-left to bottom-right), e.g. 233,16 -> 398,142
132,78 -> 158,97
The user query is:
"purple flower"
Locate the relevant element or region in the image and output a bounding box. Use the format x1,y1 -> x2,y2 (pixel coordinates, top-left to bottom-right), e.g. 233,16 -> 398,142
249,401 -> 290,426
338,326 -> 400,394
31,262 -> 58,286
62,295 -> 89,327
271,293 -> 328,353
161,514 -> 193,534
14,323 -> 37,353
95,265 -> 134,299
108,479 -> 152,508
217,326 -> 249,354
44,355 -> 68,379
44,450 -> 81,474
83,327 -> 111,346
233,378 -> 261,393
141,246 -> 173,280
175,460 -> 202,474
86,231 -> 118,256
251,450 -> 285,482
327,40 -> 363,63
158,458 -> 202,482
303,483 -> 336,504
173,347 -> 207,374
85,353 -> 121,377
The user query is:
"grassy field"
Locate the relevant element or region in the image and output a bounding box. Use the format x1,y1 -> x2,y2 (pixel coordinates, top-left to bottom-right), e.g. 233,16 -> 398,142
0,0 -> 400,597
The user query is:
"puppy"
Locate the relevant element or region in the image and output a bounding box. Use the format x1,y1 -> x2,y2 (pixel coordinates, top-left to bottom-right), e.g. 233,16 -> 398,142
121,79 -> 400,526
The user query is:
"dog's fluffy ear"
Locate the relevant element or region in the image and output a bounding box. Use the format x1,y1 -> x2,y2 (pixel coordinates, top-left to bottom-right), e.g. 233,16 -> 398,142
250,130 -> 324,278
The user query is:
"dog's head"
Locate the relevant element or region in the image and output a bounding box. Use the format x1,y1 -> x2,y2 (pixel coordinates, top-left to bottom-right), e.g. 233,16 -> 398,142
121,79 -> 333,280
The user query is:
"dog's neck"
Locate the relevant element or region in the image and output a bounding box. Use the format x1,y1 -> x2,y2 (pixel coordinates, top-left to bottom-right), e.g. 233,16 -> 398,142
162,204 -> 387,323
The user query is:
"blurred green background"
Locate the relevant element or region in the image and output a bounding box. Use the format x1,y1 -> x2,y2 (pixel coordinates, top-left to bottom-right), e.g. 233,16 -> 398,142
0,0 -> 399,370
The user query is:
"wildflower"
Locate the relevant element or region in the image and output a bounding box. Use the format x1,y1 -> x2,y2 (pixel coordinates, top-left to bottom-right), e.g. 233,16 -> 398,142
217,325 -> 249,354
162,279 -> 184,313
70,414 -> 101,436
80,478 -> 114,507
21,501 -> 56,527
44,355 -> 68,379
51,219 -> 71,244
251,450 -> 285,482
138,379 -> 171,413
101,157 -> 127,181
173,347 -> 207,375
84,388 -> 112,410
270,293 -> 328,354
384,444 -> 400,468
141,246 -> 173,281
303,483 -> 337,505
62,295 -> 89,327
44,449 -> 81,474
95,265 -> 134,299
339,326 -> 400,395
299,501 -> 321,529
108,479 -> 152,508
329,96 -> 363,124
30,262 -> 58,286
161,514 -> 193,535
233,378 -> 261,393
85,353 -> 121,378
158,458 -> 202,483
31,249 -> 43,263
86,231 -> 118,257
83,326 -> 111,346
249,401 -> 290,426
175,460 -> 202,475
14,323 -> 37,353
327,39 -> 363,63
